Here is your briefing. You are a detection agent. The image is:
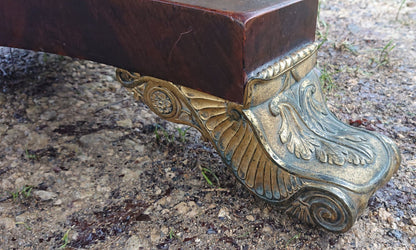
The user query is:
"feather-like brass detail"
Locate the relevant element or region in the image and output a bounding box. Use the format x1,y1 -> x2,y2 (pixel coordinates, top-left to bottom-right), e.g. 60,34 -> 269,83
116,43 -> 400,232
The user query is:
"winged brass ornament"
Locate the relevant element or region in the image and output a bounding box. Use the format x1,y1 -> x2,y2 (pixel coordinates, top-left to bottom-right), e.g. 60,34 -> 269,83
117,42 -> 400,232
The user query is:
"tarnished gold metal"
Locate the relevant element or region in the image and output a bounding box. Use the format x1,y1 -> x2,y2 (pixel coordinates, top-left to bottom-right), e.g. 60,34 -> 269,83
116,43 -> 400,232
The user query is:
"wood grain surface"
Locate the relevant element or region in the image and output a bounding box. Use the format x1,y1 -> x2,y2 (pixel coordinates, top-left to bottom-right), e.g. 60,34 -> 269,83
0,0 -> 318,103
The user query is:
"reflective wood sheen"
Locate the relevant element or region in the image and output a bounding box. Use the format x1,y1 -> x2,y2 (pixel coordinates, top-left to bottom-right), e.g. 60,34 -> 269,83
0,0 -> 318,103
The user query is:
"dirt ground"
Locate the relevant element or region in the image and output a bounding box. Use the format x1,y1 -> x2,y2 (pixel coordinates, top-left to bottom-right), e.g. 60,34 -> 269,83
0,0 -> 415,249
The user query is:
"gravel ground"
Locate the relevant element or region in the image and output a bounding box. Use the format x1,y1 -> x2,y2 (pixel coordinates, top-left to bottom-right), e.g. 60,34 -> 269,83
0,0 -> 415,249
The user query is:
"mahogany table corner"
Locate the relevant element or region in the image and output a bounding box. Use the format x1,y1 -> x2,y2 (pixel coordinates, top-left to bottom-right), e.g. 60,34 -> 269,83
0,0 -> 400,232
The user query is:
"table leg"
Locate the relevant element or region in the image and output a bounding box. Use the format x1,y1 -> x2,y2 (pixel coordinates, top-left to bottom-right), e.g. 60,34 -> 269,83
116,43 -> 400,232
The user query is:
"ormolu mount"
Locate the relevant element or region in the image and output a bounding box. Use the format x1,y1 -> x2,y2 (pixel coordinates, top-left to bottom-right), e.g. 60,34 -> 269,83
116,43 -> 400,232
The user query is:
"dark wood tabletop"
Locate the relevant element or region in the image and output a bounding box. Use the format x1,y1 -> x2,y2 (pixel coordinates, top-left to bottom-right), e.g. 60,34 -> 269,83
0,0 -> 318,103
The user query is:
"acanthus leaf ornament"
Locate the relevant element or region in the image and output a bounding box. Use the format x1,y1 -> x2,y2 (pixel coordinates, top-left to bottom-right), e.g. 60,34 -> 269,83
269,74 -> 374,166
117,42 -> 400,232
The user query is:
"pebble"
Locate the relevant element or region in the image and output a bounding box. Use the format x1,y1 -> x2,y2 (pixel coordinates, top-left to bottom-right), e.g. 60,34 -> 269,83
252,208 -> 261,214
246,215 -> 255,222
262,225 -> 273,233
411,217 -> 416,226
174,201 -> 199,217
187,201 -> 199,217
53,199 -> 63,206
125,235 -> 150,249
71,231 -> 79,241
378,208 -> 391,222
407,2 -> 416,7
3,126 -> 25,144
134,144 -> 145,153
0,124 -> 8,135
116,119 -> 133,128
175,202 -> 189,215
154,186 -> 162,195
27,132 -> 49,150
150,228 -> 161,243
25,106 -> 42,121
207,228 -> 217,234
0,218 -> 15,230
0,124 -> 9,135
40,110 -> 57,121
14,177 -> 26,188
218,207 -> 230,220
387,229 -> 403,240
79,134 -> 104,148
33,190 -> 57,201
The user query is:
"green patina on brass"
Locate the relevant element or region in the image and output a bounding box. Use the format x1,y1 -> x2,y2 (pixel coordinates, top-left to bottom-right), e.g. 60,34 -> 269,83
116,43 -> 400,232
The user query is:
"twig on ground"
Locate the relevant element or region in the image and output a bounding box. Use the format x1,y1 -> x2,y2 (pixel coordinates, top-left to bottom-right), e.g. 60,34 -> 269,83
0,195 -> 12,203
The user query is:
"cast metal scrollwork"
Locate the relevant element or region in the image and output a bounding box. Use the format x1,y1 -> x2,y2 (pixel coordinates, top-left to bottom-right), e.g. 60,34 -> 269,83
286,188 -> 354,232
116,43 -> 400,232
269,73 -> 374,166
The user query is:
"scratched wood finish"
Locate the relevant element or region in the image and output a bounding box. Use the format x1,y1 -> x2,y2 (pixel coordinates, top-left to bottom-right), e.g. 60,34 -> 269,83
0,0 -> 318,103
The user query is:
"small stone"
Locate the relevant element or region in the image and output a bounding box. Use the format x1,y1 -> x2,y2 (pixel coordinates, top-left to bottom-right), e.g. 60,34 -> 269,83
175,202 -> 190,215
14,177 -> 26,188
150,228 -> 161,243
387,216 -> 395,226
126,235 -> 150,249
40,110 -> 57,121
116,119 -> 133,128
387,229 -> 402,240
207,228 -> 217,234
53,199 -> 63,206
154,186 -> 162,195
0,124 -> 8,135
187,201 -> 199,217
123,139 -> 136,148
1,179 -> 13,190
79,134 -> 103,148
161,226 -> 169,235
262,225 -> 273,233
378,208 -> 390,222
27,132 -> 49,150
262,207 -> 271,217
25,106 -> 42,121
71,231 -> 79,241
218,207 -> 230,220
105,75 -> 114,82
0,218 -> 15,230
15,213 -> 27,223
407,2 -> 416,7
347,23 -> 361,34
33,190 -> 57,201
246,215 -> 255,222
166,172 -> 176,179
134,144 -> 145,153
411,217 -> 416,226
252,208 -> 261,214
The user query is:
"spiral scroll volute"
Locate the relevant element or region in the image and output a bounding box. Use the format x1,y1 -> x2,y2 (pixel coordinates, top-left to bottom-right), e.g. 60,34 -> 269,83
286,187 -> 357,232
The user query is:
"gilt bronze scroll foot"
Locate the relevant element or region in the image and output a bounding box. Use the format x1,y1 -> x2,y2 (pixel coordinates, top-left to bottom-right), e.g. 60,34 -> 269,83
116,43 -> 400,232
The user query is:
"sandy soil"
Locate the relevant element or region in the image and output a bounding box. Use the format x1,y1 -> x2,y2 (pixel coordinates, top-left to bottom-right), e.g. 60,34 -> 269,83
0,0 -> 415,249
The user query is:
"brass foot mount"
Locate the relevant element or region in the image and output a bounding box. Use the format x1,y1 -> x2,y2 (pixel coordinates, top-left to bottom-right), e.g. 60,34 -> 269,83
115,43 -> 400,232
